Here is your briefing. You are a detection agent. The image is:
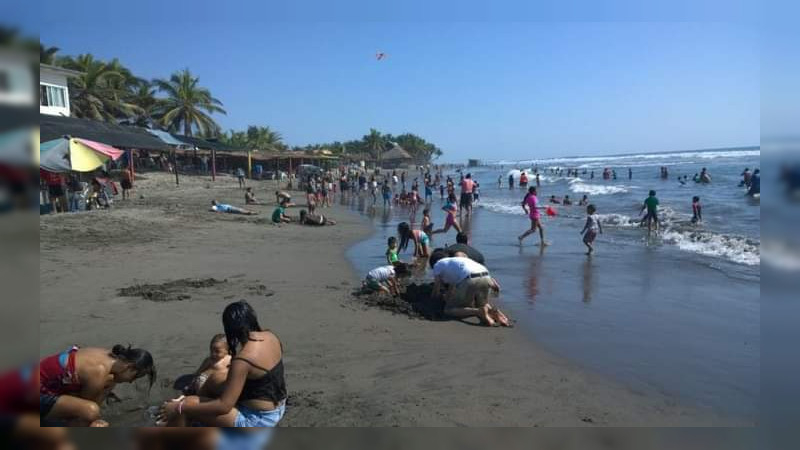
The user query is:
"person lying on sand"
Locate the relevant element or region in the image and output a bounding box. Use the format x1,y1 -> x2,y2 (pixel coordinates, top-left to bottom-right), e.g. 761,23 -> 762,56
40,345 -> 156,426
158,301 -> 287,427
244,188 -> 261,205
429,250 -> 510,327
298,209 -> 336,226
362,263 -> 409,296
210,200 -> 257,215
186,334 -> 231,399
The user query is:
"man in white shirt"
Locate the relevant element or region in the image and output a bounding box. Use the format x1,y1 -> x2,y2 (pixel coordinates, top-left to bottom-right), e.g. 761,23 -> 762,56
430,251 -> 509,326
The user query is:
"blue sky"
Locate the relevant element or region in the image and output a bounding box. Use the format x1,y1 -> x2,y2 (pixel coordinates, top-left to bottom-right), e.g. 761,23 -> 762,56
23,2 -> 759,161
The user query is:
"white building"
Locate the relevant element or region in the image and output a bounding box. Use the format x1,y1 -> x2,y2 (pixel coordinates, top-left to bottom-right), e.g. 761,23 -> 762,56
0,50 -> 35,108
40,63 -> 80,116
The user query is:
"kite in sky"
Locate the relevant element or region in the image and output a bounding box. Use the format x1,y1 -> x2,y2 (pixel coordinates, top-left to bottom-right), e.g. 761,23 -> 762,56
375,52 -> 387,60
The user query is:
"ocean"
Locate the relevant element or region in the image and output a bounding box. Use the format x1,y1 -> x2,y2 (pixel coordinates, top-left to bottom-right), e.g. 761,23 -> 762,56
345,148 -> 760,421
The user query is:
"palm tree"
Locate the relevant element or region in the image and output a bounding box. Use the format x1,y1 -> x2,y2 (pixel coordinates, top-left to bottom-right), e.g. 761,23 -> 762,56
59,54 -> 142,121
245,125 -> 284,152
364,128 -> 385,165
154,69 -> 226,137
39,44 -> 60,64
127,82 -> 162,127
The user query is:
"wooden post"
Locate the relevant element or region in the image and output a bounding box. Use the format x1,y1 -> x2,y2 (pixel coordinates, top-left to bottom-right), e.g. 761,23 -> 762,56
211,149 -> 217,181
128,149 -> 135,182
172,149 -> 179,186
247,150 -> 252,179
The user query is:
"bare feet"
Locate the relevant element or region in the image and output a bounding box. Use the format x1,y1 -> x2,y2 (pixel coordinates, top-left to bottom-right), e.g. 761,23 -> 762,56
479,305 -> 497,327
489,308 -> 511,327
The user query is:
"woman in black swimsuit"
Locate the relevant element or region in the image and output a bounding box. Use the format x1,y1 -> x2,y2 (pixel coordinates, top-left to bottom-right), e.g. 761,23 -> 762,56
159,300 -> 287,427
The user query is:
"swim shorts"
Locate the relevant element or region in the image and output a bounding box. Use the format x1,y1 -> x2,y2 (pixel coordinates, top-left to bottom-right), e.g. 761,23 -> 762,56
234,402 -> 285,427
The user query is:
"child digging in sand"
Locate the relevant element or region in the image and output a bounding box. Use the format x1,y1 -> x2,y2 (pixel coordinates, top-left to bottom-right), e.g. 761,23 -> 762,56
188,334 -> 231,398
580,204 -> 602,255
363,263 -> 409,296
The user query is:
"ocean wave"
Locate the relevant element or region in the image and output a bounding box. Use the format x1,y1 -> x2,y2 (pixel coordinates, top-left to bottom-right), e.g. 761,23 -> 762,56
568,179 -> 630,195
661,230 -> 760,266
477,200 -> 523,216
490,149 -> 759,167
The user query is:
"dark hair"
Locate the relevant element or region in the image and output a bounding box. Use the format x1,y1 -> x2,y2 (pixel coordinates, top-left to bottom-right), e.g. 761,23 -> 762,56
456,232 -> 468,244
528,186 -> 537,195
423,208 -> 430,215
429,247 -> 448,269
222,300 -> 263,356
397,222 -> 412,252
299,209 -> 308,221
392,261 -> 411,276
649,190 -> 656,196
587,204 -> 597,214
693,196 -> 700,202
388,236 -> 397,247
210,333 -> 227,349
111,344 -> 156,388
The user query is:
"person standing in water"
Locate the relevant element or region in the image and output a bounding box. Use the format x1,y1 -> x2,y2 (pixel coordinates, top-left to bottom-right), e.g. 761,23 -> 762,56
639,190 -> 660,232
580,204 -> 602,255
628,168 -> 633,180
508,173 -> 514,189
518,186 -> 547,246
691,196 -> 702,224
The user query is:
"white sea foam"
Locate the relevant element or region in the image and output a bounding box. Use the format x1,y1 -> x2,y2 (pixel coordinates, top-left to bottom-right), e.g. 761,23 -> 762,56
661,230 -> 760,266
490,149 -> 759,167
568,179 -> 629,195
596,213 -> 640,228
477,200 -> 523,216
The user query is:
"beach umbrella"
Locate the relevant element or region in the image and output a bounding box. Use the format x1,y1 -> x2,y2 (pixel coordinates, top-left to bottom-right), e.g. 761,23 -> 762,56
40,136 -> 124,173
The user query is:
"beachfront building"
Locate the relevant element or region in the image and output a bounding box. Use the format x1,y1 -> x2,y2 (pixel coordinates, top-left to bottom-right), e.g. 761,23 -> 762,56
40,63 -> 80,116
381,144 -> 413,169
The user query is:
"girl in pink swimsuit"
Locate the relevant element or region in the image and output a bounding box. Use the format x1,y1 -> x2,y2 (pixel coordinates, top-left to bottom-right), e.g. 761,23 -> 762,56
518,186 -> 548,246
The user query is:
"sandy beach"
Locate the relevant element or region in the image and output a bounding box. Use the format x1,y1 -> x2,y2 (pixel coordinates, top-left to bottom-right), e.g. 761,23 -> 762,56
39,172 -> 747,426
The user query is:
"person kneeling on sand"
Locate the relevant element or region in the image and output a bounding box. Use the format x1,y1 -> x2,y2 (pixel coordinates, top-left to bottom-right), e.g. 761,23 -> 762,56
363,262 -> 409,296
244,188 -> 262,205
40,344 -> 156,426
210,200 -> 257,215
298,209 -> 336,226
271,201 -> 292,224
429,250 -> 509,327
186,334 -> 231,399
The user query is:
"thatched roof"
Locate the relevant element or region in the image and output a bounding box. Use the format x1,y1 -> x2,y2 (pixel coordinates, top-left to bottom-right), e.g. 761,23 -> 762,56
382,145 -> 412,160
40,114 -> 167,150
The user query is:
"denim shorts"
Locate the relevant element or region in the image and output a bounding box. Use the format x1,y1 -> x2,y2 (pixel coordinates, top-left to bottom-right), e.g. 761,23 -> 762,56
234,402 -> 286,427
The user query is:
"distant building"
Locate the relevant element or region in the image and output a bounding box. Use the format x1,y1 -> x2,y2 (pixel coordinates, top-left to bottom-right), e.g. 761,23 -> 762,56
40,63 -> 81,116
468,159 -> 481,167
381,144 -> 413,169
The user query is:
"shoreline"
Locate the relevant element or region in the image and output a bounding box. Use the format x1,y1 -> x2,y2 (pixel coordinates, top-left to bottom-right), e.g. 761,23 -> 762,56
39,172 -> 748,426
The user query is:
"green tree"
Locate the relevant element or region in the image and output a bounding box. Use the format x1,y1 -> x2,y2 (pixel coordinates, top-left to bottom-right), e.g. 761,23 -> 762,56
127,82 -> 162,127
154,69 -> 226,137
245,125 -> 284,152
363,128 -> 385,163
59,54 -> 142,122
39,44 -> 60,64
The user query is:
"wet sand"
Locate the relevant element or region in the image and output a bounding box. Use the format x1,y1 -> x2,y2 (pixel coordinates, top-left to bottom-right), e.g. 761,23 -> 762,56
39,172 -> 746,426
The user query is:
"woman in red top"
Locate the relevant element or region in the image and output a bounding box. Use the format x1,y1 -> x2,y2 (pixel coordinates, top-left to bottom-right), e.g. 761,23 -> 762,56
40,345 -> 156,426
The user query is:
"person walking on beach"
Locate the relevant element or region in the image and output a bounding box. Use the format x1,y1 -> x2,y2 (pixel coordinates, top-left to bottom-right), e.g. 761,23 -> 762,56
159,300 -> 287,427
429,251 -> 509,327
40,344 -> 156,426
459,173 -> 475,217
580,204 -> 602,255
518,186 -> 548,246
382,181 -> 392,208
508,173 -> 514,189
236,168 -> 246,189
639,190 -> 660,233
121,167 -> 133,200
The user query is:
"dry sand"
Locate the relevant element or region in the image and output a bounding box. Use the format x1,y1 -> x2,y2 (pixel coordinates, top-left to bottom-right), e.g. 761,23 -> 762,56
39,171 -> 746,426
